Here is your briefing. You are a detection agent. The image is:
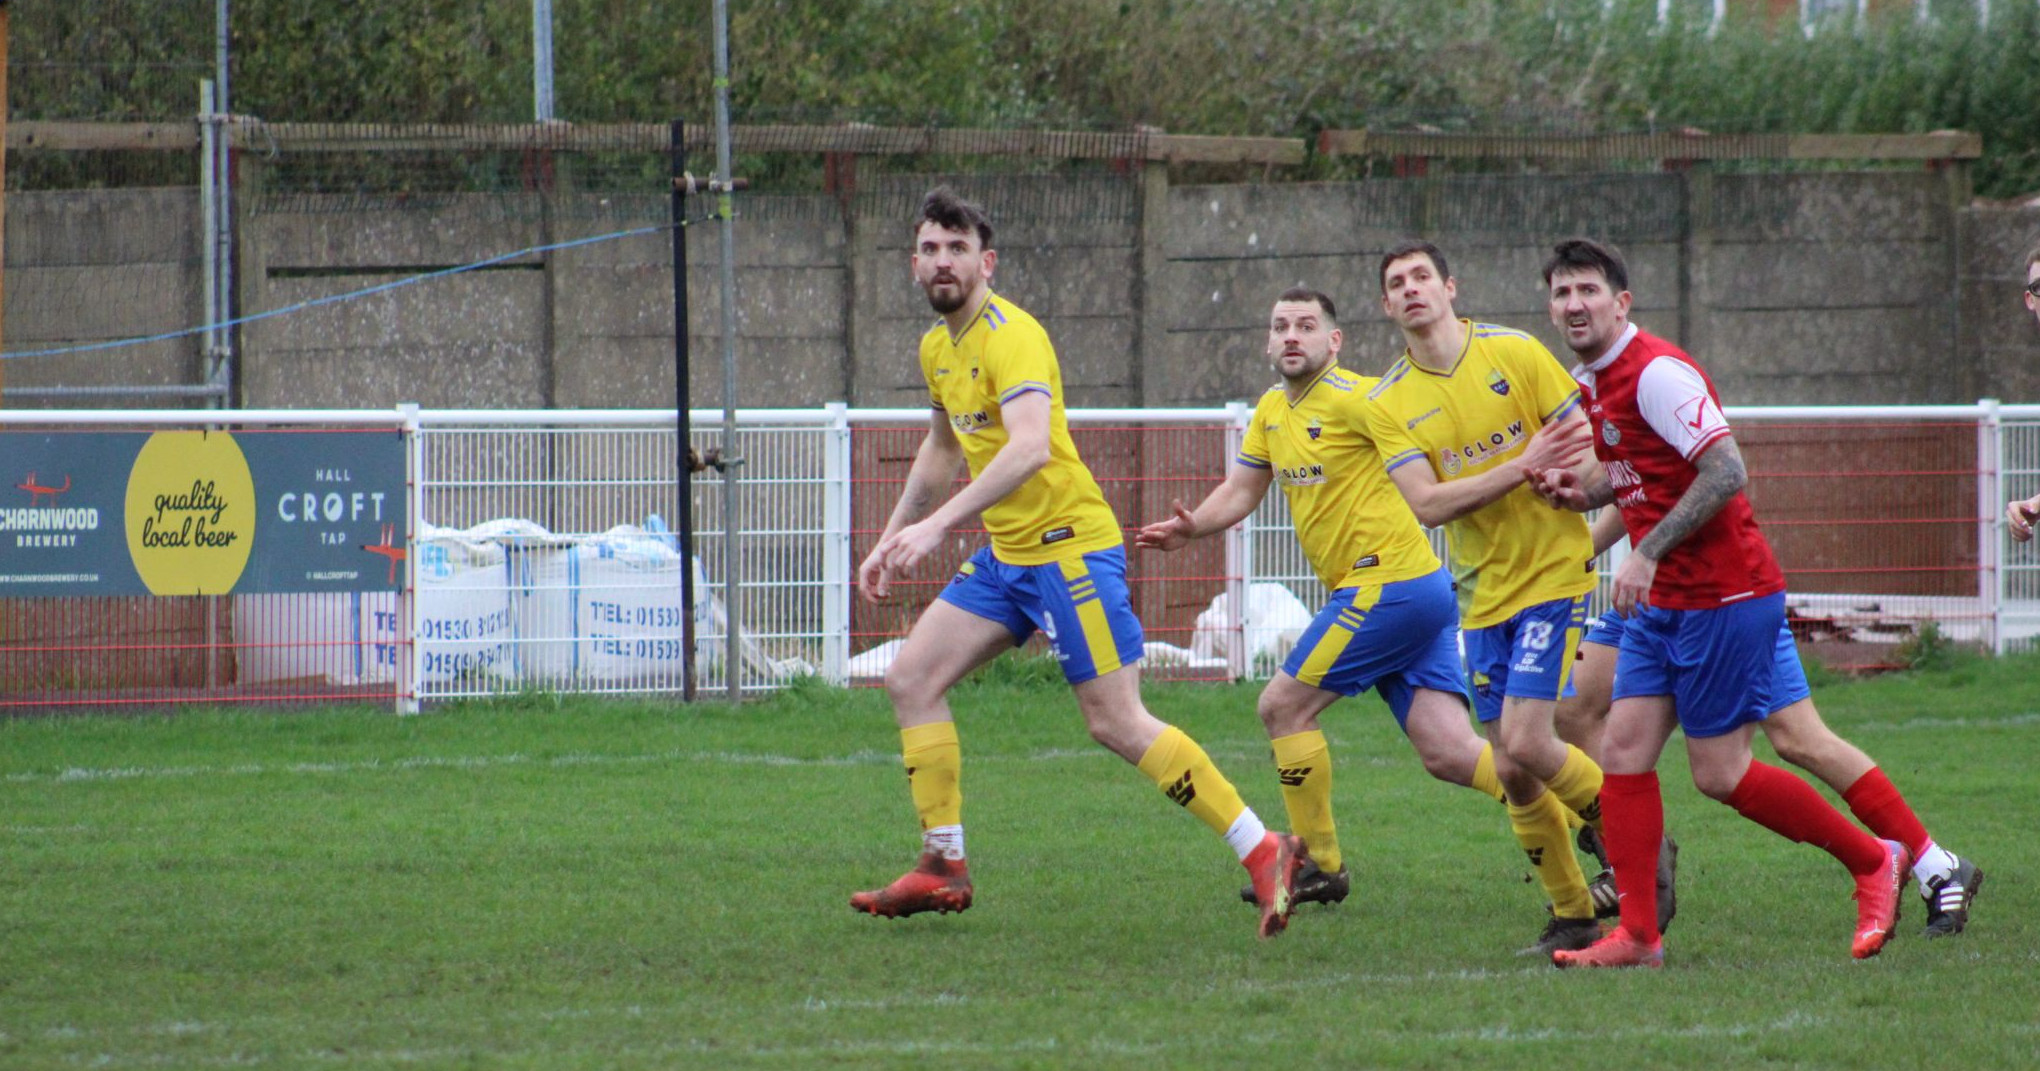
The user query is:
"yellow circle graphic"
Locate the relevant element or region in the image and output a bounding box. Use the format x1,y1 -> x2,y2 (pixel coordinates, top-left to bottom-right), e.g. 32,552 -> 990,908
125,431 -> 257,595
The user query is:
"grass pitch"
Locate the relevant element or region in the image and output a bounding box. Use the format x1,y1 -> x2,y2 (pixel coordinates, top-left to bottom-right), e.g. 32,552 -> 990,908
1,655 -> 2036,1069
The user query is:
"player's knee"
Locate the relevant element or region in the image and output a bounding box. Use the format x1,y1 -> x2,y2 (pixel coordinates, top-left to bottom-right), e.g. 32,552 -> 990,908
1766,727 -> 1814,768
1418,749 -> 1464,784
882,663 -> 938,711
1496,714 -> 1542,762
1551,698 -> 1600,749
1253,691 -> 1298,736
1690,764 -> 1742,802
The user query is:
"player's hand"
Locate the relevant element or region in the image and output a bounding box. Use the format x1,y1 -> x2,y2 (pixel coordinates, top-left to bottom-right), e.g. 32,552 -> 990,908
1133,500 -> 1198,552
1529,467 -> 1593,511
1517,418 -> 1593,479
1612,551 -> 1657,614
880,518 -> 946,576
857,545 -> 896,604
2009,496 -> 2040,543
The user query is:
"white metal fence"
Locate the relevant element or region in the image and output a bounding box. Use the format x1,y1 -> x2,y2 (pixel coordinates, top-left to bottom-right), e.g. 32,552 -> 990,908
408,401 -> 2040,706
5,402 -> 2040,712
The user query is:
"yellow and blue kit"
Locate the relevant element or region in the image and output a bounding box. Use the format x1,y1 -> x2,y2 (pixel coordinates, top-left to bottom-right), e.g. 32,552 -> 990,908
1360,320 -> 1598,629
923,293 -> 1140,683
1236,364 -> 1462,721
1361,321 -> 1598,719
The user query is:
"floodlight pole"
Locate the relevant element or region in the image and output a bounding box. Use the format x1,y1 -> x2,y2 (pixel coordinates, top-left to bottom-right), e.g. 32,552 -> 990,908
0,0 -> 11,398
670,120 -> 698,703
532,0 -> 555,121
209,0 -> 234,405
713,0 -> 742,702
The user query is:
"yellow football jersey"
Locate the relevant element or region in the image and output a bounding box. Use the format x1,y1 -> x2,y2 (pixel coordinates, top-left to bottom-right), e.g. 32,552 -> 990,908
1361,320 -> 1596,628
920,292 -> 1121,565
1238,364 -> 1439,592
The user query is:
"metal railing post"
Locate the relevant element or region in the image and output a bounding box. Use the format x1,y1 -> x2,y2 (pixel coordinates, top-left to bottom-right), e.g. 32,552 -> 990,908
1981,398 -> 2004,655
1223,401 -> 1250,680
822,402 -> 852,683
401,403 -> 425,713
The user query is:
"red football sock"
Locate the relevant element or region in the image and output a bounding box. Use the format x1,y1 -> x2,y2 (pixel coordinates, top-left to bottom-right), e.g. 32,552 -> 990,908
1724,759 -> 1884,874
1841,767 -> 1931,861
1600,771 -> 1663,943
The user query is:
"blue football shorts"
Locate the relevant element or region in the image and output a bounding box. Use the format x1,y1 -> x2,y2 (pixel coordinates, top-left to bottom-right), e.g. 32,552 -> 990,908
937,544 -> 1144,685
1587,603 -> 1811,715
1282,565 -> 1467,729
1612,591 -> 1787,738
1462,595 -> 1589,723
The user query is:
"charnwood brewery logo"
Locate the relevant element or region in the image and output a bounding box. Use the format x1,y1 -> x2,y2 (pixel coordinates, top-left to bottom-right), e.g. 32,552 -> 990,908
124,431 -> 257,595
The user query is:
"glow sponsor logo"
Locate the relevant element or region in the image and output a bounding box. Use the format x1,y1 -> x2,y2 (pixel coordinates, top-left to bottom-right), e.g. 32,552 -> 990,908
1277,463 -> 1327,486
1442,420 -> 1527,473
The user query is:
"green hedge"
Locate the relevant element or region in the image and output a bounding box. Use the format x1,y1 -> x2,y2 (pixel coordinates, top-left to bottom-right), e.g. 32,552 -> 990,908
11,1 -> 2039,197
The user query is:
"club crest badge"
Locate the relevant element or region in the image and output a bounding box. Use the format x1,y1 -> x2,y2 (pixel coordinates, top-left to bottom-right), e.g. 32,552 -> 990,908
1307,417 -> 1323,441
1486,370 -> 1511,397
1602,421 -> 1621,446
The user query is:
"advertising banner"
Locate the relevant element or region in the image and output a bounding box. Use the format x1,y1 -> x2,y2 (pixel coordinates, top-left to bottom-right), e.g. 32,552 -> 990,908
0,430 -> 407,596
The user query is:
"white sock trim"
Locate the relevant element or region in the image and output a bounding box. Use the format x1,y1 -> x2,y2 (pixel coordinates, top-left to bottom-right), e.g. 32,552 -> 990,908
1912,839 -> 1957,890
923,824 -> 965,861
1224,809 -> 1267,861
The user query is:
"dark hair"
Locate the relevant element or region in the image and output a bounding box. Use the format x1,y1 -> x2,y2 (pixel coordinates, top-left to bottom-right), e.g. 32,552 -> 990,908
2027,245 -> 2040,271
915,186 -> 994,250
1542,238 -> 1630,293
1378,240 -> 1449,292
1276,286 -> 1337,323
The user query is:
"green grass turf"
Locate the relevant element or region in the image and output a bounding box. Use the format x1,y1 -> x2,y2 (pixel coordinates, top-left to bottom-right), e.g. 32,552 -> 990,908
1,655 -> 2036,1069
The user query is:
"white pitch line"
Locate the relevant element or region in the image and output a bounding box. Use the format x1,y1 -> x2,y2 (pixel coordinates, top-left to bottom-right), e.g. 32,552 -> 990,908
0,745 -> 1145,786
4,708 -> 2027,787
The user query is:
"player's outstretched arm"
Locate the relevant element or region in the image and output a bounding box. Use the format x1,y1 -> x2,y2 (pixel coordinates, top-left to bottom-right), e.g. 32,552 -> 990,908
2008,493 -> 2040,543
1133,462 -> 1273,553
859,410 -> 966,603
1387,410 -> 1593,527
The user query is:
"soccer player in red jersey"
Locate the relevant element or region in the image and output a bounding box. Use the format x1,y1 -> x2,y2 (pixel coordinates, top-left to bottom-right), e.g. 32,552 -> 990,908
1567,504 -> 1982,938
1528,238 -> 1907,967
2004,247 -> 2040,540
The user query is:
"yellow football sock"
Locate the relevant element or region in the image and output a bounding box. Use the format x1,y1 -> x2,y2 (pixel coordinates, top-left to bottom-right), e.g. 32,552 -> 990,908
1544,744 -> 1605,835
1470,742 -> 1505,803
1509,788 -> 1592,919
901,721 -> 962,830
1137,725 -> 1249,838
1271,730 -> 1340,872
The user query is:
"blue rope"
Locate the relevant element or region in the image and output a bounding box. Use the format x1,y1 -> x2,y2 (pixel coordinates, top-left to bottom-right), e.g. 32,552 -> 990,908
1,222 -> 679,361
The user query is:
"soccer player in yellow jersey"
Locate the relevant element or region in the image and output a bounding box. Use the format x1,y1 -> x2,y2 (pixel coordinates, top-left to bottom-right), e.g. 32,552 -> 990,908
1134,287 -> 1528,917
850,188 -> 1306,939
1360,240 -> 1612,956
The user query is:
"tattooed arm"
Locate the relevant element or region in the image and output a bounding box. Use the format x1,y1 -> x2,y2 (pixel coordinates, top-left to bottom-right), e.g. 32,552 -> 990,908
1612,436 -> 1747,613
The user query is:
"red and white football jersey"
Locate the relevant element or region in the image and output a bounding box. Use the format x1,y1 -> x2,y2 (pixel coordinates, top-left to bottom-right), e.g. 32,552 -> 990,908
1573,325 -> 1784,610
